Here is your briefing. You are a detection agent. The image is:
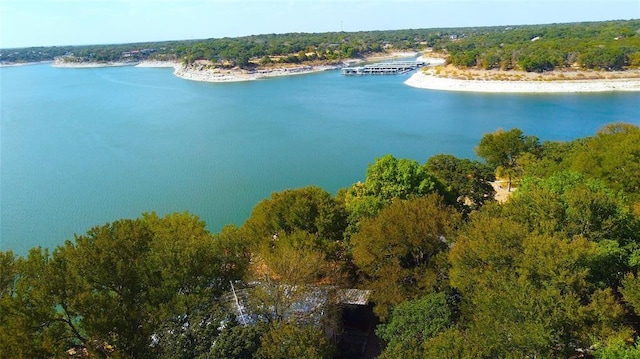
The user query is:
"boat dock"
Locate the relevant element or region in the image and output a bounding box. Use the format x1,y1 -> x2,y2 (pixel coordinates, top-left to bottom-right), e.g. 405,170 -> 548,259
341,60 -> 426,76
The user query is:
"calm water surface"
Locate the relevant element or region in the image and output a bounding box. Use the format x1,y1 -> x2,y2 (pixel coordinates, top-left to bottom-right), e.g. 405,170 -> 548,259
2,64 -> 639,254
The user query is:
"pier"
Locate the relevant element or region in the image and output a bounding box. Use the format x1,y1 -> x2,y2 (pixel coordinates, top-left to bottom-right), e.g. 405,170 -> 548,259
341,60 -> 426,76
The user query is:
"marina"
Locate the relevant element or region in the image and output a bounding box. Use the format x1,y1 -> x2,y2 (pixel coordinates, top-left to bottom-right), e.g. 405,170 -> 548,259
341,60 -> 426,75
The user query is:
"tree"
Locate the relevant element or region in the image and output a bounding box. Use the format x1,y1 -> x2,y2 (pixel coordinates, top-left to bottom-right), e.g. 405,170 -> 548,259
449,214 -> 631,358
257,322 -> 333,359
62,218 -> 164,357
351,195 -> 461,320
260,55 -> 272,65
501,171 -> 640,291
242,186 -> 347,256
0,251 -> 16,298
362,154 -> 440,201
3,213 -> 249,359
580,46 -> 626,70
420,328 -> 473,359
567,123 -> 640,200
208,321 -> 267,359
518,47 -> 561,72
137,214 -> 249,359
505,171 -> 637,243
426,154 -> 495,211
376,292 -> 454,359
1,248 -> 69,359
247,230 -> 343,328
524,140 -> 577,179
341,154 -> 447,240
593,337 -> 640,359
225,231 -> 340,359
475,128 -> 540,191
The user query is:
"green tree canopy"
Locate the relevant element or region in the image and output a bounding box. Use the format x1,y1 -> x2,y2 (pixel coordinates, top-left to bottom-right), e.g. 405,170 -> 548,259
376,292 -> 454,359
501,171 -> 640,288
257,322 -> 333,359
449,214 -> 631,358
362,154 -> 441,201
567,123 -> 640,200
208,322 -> 267,359
242,186 -> 347,254
0,249 -> 67,359
352,194 -> 461,320
0,213 -> 249,359
593,337 -> 640,359
505,171 -> 637,243
341,154 -> 447,239
426,154 -> 496,211
475,128 -> 540,191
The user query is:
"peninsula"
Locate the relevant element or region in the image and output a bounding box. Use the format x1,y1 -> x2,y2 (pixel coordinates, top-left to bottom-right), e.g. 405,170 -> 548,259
402,19 -> 640,93
171,51 -> 419,83
4,19 -> 640,91
405,63 -> 640,93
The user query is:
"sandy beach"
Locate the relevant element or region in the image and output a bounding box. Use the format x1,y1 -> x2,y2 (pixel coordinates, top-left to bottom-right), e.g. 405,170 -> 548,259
416,55 -> 447,66
405,67 -> 640,93
364,51 -> 420,61
135,60 -> 179,68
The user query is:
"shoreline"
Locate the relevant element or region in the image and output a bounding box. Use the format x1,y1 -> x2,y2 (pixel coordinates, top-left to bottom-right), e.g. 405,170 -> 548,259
405,68 -> 640,93
9,55 -> 640,92
173,63 -> 341,83
417,56 -> 447,66
1,51 -> 441,83
135,60 -> 179,68
0,61 -> 52,68
172,51 -> 420,83
52,60 -> 138,68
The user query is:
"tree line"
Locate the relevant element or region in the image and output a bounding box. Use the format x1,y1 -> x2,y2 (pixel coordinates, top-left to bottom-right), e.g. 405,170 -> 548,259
445,20 -> 640,72
0,28 -> 450,66
0,41 -> 182,65
3,20 -> 639,72
1,122 -> 640,358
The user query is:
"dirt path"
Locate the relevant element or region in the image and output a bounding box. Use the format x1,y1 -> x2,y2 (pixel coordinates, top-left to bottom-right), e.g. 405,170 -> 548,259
491,181 -> 514,203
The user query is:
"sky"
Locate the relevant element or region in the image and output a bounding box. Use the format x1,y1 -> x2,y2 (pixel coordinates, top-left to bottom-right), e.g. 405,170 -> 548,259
1,0 -> 639,49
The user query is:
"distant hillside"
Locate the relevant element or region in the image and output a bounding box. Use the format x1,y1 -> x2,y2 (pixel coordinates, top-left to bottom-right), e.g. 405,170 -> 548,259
2,19 -> 639,72
445,19 -> 640,72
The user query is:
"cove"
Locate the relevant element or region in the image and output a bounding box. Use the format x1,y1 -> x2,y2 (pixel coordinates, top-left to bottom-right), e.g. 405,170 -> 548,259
1,64 -> 639,254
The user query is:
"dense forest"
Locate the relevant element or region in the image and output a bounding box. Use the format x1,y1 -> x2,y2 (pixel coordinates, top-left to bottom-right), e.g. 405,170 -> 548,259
445,20 -> 640,72
2,19 -> 639,72
2,122 -> 640,358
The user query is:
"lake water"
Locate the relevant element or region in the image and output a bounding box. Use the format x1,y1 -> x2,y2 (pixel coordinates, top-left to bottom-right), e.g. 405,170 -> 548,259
2,64 -> 639,254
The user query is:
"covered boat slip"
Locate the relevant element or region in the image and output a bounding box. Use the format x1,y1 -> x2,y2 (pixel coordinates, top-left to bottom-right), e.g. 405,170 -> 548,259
341,60 -> 426,75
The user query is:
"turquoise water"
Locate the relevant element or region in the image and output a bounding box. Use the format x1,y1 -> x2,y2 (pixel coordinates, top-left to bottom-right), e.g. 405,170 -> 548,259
1,64 -> 639,254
